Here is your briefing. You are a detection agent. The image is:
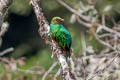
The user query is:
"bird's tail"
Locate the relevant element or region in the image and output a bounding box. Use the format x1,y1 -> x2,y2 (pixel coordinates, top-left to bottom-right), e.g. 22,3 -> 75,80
65,48 -> 72,61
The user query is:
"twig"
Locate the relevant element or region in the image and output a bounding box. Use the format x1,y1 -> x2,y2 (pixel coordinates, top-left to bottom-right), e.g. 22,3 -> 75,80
76,17 -> 91,28
98,33 -> 111,38
102,13 -> 105,26
70,58 -> 75,74
97,24 -> 120,37
42,62 -> 58,80
56,0 -> 90,22
111,18 -> 116,26
0,22 -> 9,37
0,57 -> 44,75
56,0 -> 120,38
0,0 -> 12,37
30,0 -> 76,80
81,58 -> 86,80
0,0 -> 12,27
54,68 -> 61,80
86,52 -> 119,80
77,17 -> 114,50
0,47 -> 14,56
56,0 -> 120,80
94,33 -> 114,50
81,32 -> 87,56
17,68 -> 44,75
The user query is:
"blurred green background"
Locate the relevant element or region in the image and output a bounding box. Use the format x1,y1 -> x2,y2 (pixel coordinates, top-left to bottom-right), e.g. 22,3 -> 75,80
0,0 -> 120,80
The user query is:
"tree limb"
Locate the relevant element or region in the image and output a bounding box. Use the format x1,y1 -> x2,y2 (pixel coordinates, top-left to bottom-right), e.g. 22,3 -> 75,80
42,62 -> 58,80
0,0 -> 12,27
56,0 -> 90,22
30,0 -> 76,80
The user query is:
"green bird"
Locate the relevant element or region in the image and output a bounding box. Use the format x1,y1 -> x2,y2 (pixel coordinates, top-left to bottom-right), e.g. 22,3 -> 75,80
50,17 -> 72,60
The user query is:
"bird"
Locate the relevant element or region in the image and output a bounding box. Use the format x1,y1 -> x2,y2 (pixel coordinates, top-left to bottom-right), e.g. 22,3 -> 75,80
50,16 -> 72,60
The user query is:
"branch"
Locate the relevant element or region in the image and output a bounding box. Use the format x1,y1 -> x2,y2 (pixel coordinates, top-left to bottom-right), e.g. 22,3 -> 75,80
0,22 -> 9,37
54,68 -> 61,80
81,32 -> 87,56
56,0 -> 90,22
17,68 -> 44,75
76,17 -> 91,28
86,52 -> 119,80
0,47 -> 14,56
0,57 -> 44,75
0,0 -> 12,27
97,24 -> 120,37
30,0 -> 76,80
42,62 -> 58,80
56,0 -> 120,79
0,0 -> 12,37
56,0 -> 120,38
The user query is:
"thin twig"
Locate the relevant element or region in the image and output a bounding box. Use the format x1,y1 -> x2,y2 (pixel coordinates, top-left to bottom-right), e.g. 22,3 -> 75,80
0,47 -> 14,56
81,32 -> 87,56
86,52 -> 119,80
56,0 -> 90,22
0,22 -> 9,37
97,24 -> 120,37
17,68 -> 44,75
102,13 -> 105,26
54,68 -> 61,80
56,0 -> 120,38
42,62 -> 58,80
0,0 -> 12,27
94,33 -> 114,50
76,17 -> 91,28
0,57 -> 44,75
81,58 -> 86,80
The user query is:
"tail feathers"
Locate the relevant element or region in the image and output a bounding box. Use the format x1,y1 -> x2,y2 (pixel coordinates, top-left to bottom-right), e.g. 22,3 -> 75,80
63,49 -> 72,61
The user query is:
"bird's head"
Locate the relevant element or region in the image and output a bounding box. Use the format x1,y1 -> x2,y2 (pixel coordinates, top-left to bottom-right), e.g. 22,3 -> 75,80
51,17 -> 64,24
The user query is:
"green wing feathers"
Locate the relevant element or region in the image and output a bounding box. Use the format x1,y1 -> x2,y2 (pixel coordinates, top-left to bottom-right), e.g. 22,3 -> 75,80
50,24 -> 60,38
56,27 -> 72,50
50,24 -> 72,58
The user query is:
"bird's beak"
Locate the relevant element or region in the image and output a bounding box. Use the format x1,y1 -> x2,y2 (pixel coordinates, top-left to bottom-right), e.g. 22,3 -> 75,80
60,19 -> 64,22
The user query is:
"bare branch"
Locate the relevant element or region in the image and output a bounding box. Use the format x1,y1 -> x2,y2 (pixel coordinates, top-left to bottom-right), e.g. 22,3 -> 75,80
56,0 -> 90,22
30,0 -> 76,80
81,32 -> 87,56
54,0 -> 120,79
86,52 -> 119,80
0,22 -> 9,37
56,0 -> 120,38
0,57 -> 44,75
94,33 -> 114,50
0,0 -> 12,27
76,17 -> 91,28
54,68 -> 61,80
102,13 -> 105,26
42,62 -> 58,80
17,68 -> 44,75
97,24 -> 120,37
0,47 -> 14,56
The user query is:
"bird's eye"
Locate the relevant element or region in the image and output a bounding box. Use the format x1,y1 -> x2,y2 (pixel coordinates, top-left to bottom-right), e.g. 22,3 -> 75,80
56,19 -> 59,21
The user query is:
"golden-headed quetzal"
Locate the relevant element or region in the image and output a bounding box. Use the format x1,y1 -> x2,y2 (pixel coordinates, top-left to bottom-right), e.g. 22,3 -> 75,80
50,17 -> 72,60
